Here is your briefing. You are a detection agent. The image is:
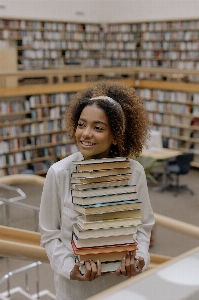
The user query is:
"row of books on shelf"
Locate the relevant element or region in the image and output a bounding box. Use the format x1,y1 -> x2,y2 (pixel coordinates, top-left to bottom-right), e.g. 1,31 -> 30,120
31,106 -> 66,119
18,58 -> 134,69
0,144 -> 77,168
0,94 -> 70,114
141,41 -> 199,51
6,27 -> 199,41
13,35 -> 199,52
162,137 -> 191,150
1,20 -> 101,32
20,48 -> 102,59
105,21 -> 199,32
145,101 -> 192,114
20,37 -> 102,49
0,133 -> 72,153
139,59 -> 199,70
65,50 -> 101,59
20,58 -> 65,69
29,93 -> 72,107
148,112 -> 191,126
135,50 -> 199,61
141,31 -> 199,41
2,19 -> 199,32
70,157 -> 141,273
139,89 -> 189,102
21,50 -> 63,60
161,126 -> 190,137
0,160 -> 54,176
0,100 -> 28,115
135,71 -> 199,84
1,30 -> 103,40
0,120 -> 64,138
17,57 -> 199,70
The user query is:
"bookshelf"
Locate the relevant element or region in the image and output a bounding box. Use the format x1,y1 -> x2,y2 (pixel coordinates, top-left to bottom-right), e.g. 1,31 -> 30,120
2,18 -> 199,71
135,80 -> 199,168
0,79 -> 133,176
0,19 -> 103,70
1,78 -> 199,177
0,87 -> 76,176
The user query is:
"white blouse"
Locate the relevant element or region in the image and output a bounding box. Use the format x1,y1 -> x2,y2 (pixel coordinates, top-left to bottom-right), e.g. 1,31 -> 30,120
39,152 -> 155,300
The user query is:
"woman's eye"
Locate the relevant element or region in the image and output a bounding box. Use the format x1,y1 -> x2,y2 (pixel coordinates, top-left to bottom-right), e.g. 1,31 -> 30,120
95,126 -> 104,131
77,122 -> 84,127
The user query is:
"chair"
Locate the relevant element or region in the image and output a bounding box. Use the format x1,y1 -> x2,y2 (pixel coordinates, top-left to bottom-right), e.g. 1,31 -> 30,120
165,152 -> 194,196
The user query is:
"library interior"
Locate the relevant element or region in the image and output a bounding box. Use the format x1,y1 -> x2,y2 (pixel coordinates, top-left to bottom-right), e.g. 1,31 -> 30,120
1,1 -> 199,299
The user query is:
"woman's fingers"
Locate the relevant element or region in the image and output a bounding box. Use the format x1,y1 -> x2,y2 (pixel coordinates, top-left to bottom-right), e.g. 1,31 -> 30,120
70,261 -> 84,280
135,256 -> 145,273
84,260 -> 102,281
116,253 -> 145,277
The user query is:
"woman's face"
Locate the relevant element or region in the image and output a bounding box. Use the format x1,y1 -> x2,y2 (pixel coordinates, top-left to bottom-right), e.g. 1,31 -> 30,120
75,104 -> 115,160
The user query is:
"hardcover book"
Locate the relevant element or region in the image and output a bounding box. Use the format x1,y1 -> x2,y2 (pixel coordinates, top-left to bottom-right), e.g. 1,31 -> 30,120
74,200 -> 141,215
72,232 -> 136,248
71,167 -> 131,179
72,192 -> 137,205
75,249 -> 136,263
76,215 -> 142,230
71,173 -> 131,184
72,185 -> 136,198
72,223 -> 138,239
71,179 -> 130,190
79,260 -> 122,274
82,209 -> 141,222
73,157 -> 130,172
71,240 -> 138,255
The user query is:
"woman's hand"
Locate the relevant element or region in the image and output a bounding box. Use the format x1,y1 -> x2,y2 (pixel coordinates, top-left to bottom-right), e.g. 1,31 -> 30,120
70,260 -> 101,281
116,252 -> 145,277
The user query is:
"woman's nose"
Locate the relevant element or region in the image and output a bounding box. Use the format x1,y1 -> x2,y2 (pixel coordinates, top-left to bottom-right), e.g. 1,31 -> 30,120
82,127 -> 92,138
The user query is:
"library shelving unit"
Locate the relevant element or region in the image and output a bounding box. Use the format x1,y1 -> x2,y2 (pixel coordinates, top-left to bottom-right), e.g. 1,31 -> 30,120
135,79 -> 199,168
0,79 -> 134,176
1,18 -> 199,71
0,19 -> 103,70
1,77 -> 199,177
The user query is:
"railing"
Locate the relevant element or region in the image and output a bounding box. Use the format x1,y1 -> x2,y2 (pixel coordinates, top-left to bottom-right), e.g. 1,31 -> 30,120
1,66 -> 199,88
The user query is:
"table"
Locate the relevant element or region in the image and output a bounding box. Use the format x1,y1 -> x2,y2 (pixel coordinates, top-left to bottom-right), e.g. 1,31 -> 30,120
87,246 -> 199,300
141,148 -> 182,161
141,148 -> 182,191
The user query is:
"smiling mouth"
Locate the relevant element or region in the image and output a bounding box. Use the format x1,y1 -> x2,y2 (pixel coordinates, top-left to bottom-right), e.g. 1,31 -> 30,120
81,141 -> 96,146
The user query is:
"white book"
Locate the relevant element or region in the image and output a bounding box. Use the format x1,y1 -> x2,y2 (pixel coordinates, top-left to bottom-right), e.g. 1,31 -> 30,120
77,215 -> 141,230
73,223 -> 137,239
72,232 -> 135,248
72,157 -> 127,165
72,185 -> 136,198
79,261 -> 122,274
72,192 -> 137,205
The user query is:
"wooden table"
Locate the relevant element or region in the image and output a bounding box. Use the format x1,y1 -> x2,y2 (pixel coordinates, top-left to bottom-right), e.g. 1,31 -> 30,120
141,148 -> 182,191
141,148 -> 182,161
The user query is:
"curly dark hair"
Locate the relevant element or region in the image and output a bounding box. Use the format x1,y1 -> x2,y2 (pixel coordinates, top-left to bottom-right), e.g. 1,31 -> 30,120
65,81 -> 150,157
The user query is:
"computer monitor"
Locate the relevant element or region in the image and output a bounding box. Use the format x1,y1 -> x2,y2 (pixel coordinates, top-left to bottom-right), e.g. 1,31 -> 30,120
146,130 -> 163,151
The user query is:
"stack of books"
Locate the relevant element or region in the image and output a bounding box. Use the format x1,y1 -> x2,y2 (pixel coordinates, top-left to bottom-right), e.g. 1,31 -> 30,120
71,157 -> 142,273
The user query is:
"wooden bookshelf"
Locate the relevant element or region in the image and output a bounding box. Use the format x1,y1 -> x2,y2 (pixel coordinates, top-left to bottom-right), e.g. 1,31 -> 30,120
0,79 -> 134,176
135,80 -> 199,168
2,18 -> 199,72
1,77 -> 199,177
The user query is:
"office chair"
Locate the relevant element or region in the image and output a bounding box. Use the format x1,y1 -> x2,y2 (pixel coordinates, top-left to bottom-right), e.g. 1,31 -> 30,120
165,152 -> 194,196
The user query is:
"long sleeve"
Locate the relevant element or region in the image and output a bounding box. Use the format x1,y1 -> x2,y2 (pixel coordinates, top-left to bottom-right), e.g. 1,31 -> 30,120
39,166 -> 76,280
129,160 -> 155,270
